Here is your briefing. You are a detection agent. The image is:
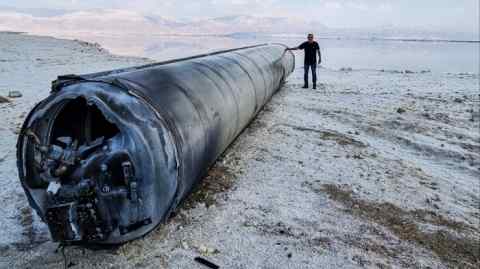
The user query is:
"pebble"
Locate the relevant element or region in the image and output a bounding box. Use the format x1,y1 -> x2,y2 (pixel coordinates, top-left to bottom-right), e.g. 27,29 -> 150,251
207,247 -> 218,254
198,244 -> 218,255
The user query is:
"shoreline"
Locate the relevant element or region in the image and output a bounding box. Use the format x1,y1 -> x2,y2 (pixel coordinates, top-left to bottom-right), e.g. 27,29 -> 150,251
4,31 -> 479,76
0,31 -> 152,62
2,31 -> 478,74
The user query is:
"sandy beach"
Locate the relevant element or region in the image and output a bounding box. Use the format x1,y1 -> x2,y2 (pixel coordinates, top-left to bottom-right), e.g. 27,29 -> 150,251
0,32 -> 479,268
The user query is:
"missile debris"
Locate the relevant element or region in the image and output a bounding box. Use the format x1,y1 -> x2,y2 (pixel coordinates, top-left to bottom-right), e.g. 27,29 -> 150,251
17,44 -> 294,244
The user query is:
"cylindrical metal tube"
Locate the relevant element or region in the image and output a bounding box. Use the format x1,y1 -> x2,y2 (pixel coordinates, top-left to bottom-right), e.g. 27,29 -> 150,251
17,44 -> 294,244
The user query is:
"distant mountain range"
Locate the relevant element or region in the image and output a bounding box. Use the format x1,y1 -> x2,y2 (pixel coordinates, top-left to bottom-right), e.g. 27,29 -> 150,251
0,8 -> 327,36
0,7 -> 477,41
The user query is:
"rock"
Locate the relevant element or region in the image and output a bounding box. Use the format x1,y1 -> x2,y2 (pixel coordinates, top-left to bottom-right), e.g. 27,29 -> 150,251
199,245 -> 207,253
396,107 -> 406,114
404,70 -> 415,74
0,95 -> 11,103
198,245 -> 218,255
453,97 -> 463,103
8,90 -> 22,98
353,154 -> 363,159
181,241 -> 189,249
206,247 -> 218,254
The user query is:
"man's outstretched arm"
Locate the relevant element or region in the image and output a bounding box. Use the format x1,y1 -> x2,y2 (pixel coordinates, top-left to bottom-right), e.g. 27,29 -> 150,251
285,46 -> 300,51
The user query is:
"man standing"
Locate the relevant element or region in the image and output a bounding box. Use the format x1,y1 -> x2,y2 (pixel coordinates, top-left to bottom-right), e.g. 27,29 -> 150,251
286,33 -> 322,89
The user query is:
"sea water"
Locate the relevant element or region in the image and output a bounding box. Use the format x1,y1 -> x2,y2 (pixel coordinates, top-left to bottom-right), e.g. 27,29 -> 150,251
63,33 -> 480,74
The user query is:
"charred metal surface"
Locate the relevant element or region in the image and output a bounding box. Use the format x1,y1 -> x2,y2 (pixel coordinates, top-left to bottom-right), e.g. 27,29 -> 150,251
17,44 -> 294,244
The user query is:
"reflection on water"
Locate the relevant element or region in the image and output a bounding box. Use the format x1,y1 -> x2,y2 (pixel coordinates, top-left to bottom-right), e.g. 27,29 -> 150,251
55,33 -> 480,73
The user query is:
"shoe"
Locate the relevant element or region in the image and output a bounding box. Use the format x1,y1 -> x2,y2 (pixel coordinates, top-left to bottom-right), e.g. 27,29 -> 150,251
302,85 -> 308,89
313,84 -> 317,89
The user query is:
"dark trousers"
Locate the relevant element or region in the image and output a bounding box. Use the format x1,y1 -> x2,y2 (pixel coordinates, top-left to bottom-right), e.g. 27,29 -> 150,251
304,64 -> 317,86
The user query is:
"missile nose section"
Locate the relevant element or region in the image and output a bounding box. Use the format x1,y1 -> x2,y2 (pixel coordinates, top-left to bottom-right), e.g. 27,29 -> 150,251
17,44 -> 294,244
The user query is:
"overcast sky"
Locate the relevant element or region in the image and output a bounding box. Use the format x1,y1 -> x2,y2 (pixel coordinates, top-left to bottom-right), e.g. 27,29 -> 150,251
1,0 -> 478,32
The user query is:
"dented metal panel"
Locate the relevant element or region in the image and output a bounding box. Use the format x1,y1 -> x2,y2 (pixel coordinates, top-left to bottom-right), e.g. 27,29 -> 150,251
17,44 -> 294,244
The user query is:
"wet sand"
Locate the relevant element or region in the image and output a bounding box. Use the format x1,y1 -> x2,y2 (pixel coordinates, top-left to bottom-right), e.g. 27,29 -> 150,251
0,32 -> 479,268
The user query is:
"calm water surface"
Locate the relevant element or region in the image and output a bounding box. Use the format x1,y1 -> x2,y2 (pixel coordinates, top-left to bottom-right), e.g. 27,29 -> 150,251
61,33 -> 479,74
